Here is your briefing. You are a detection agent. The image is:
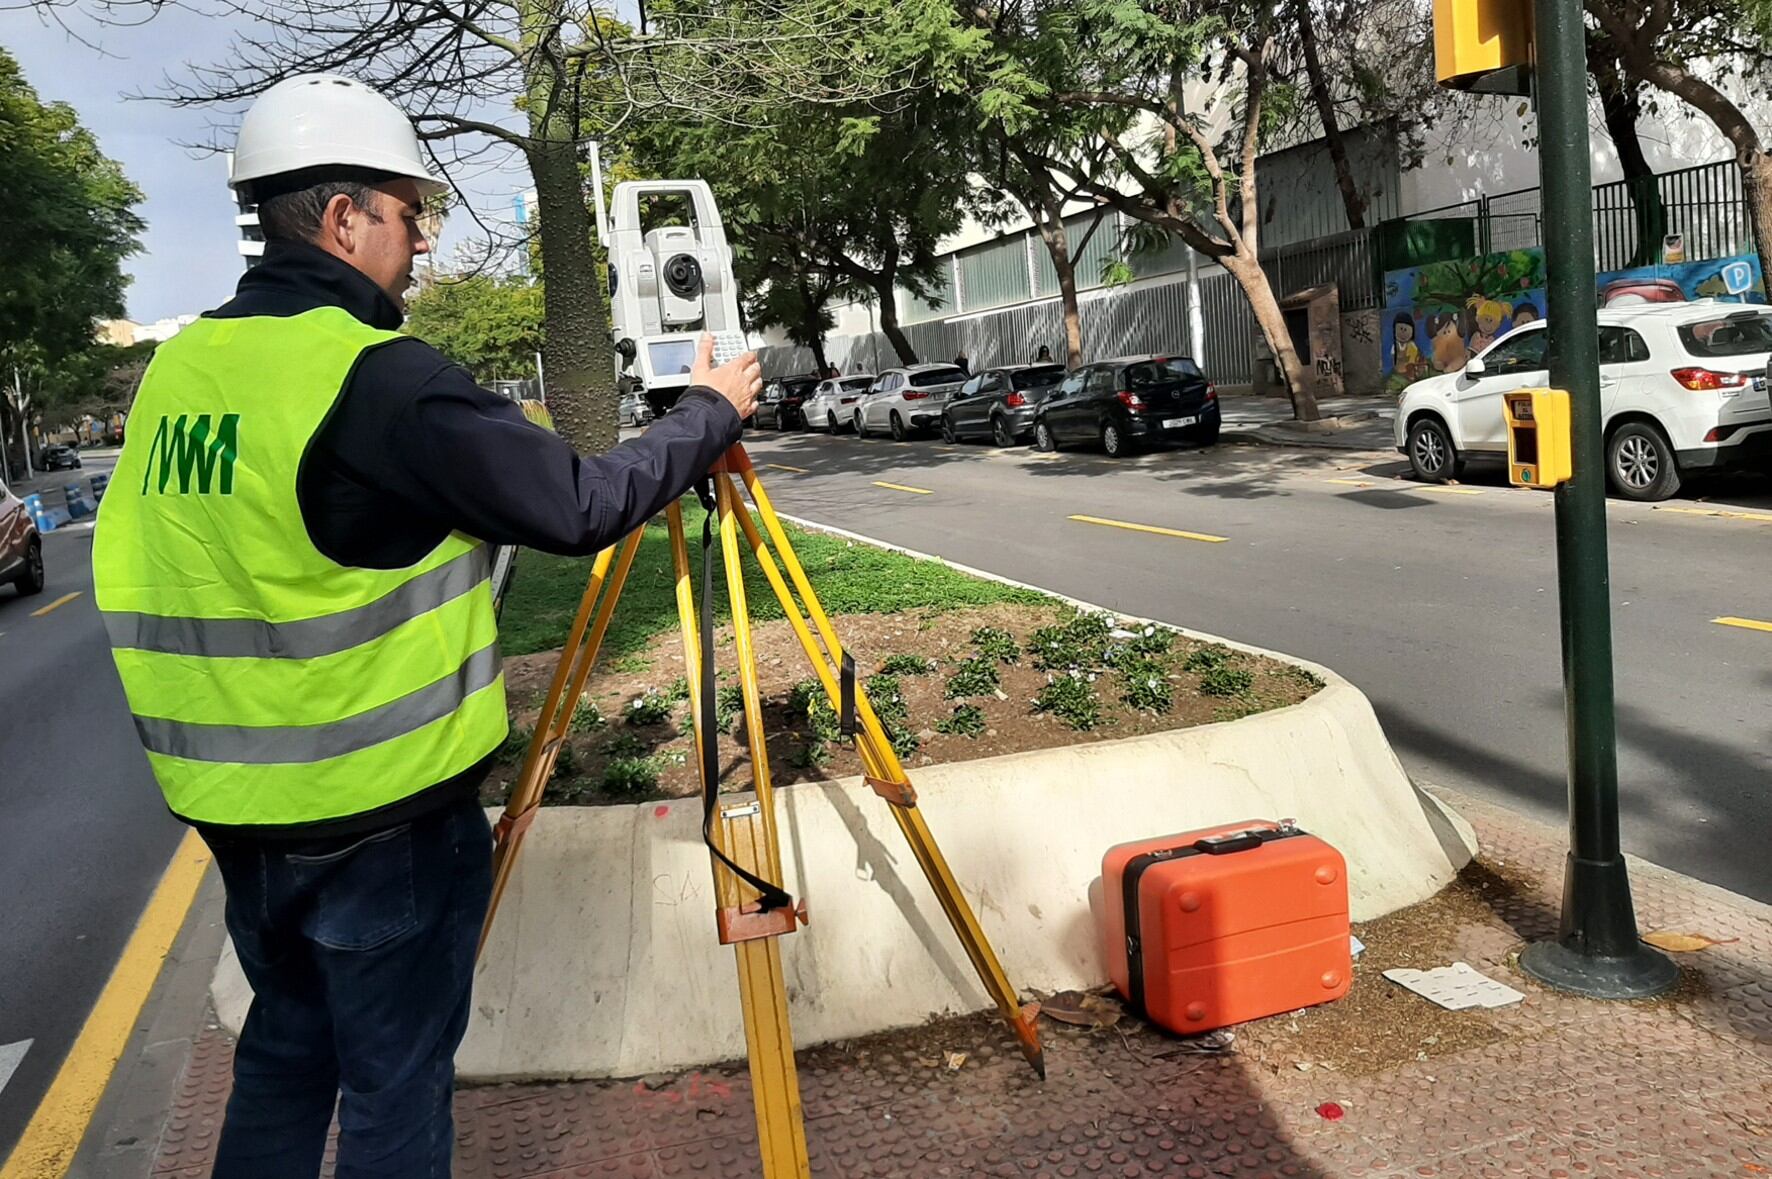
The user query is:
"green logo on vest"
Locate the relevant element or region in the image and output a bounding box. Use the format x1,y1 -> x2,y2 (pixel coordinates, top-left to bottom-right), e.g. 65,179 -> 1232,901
142,414 -> 240,496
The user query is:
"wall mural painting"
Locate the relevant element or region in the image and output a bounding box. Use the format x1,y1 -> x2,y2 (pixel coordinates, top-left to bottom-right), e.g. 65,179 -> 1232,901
1380,248 -> 1766,391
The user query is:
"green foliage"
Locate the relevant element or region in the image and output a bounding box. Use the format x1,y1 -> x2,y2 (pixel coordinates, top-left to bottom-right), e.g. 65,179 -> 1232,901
1117,657 -> 1174,714
602,731 -> 647,758
499,501 -> 1039,658
495,724 -> 532,765
569,698 -> 606,734
880,653 -> 937,676
1181,645 -> 1235,674
1033,672 -> 1102,731
0,49 -> 143,365
788,678 -> 844,744
1199,666 -> 1255,698
1028,611 -> 1114,671
624,691 -> 675,726
970,626 -> 1019,664
601,756 -> 661,795
1282,665 -> 1327,692
935,703 -> 988,737
715,684 -> 747,734
944,655 -> 1001,699
865,672 -> 919,755
403,275 -> 544,382
665,676 -> 691,702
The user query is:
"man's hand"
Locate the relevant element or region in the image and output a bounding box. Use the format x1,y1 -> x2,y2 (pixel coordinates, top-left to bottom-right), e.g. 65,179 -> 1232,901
689,332 -> 762,422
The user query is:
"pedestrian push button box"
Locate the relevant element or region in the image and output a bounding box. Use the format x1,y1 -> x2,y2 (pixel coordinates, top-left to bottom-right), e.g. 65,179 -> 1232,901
1504,388 -> 1572,488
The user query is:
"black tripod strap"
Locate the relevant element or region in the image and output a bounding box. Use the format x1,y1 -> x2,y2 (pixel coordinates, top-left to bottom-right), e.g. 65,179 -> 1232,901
838,651 -> 857,737
696,489 -> 792,913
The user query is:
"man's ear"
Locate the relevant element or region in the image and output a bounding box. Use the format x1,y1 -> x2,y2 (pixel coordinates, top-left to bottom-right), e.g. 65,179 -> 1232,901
320,192 -> 360,254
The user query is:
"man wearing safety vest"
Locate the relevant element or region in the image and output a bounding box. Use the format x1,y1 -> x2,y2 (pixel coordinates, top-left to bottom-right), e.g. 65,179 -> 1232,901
91,74 -> 760,1179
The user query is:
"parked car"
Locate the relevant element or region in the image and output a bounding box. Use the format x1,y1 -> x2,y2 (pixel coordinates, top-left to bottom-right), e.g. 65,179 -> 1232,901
854,364 -> 969,440
754,375 -> 820,430
0,479 -> 44,598
1395,303 -> 1772,501
1031,355 -> 1220,456
803,375 -> 876,432
618,392 -> 654,428
39,444 -> 81,471
942,363 -> 1067,446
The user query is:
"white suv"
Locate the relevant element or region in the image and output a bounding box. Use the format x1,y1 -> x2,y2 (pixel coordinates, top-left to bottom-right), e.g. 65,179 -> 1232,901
803,374 -> 876,432
1396,303 -> 1772,501
854,364 -> 969,440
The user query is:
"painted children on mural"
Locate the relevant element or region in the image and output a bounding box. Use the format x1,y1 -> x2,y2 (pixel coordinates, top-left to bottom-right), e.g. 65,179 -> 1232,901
1391,312 -> 1427,383
1429,311 -> 1469,373
1511,302 -> 1539,331
1467,298 -> 1512,353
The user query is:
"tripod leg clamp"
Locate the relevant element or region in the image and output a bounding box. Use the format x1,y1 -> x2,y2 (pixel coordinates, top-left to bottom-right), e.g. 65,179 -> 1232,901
717,897 -> 810,944
865,775 -> 918,808
493,803 -> 540,848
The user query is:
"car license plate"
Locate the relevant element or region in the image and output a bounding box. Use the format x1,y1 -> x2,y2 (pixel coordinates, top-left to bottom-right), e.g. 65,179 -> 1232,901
1754,375 -> 1767,392
1162,416 -> 1199,429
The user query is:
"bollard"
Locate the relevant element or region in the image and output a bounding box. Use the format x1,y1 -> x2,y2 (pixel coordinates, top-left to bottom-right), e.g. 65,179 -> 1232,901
23,493 -> 57,532
64,483 -> 95,521
89,471 -> 110,502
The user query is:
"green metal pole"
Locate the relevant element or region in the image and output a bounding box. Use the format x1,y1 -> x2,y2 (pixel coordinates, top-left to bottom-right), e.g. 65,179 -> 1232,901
1517,0 -> 1675,998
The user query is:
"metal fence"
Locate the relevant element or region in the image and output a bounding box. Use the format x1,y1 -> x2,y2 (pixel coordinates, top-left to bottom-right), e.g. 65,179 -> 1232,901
1261,229 -> 1381,310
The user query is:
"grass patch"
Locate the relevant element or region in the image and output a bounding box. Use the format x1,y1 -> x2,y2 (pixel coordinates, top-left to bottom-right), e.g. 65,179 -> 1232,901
879,653 -> 938,676
1117,656 -> 1174,714
715,684 -> 746,734
1028,611 -> 1114,672
865,672 -> 920,755
568,699 -> 605,734
602,756 -> 661,795
623,690 -> 675,726
1181,644 -> 1235,674
1198,665 -> 1255,698
970,626 -> 1019,664
1034,672 -> 1102,730
499,499 -> 1042,658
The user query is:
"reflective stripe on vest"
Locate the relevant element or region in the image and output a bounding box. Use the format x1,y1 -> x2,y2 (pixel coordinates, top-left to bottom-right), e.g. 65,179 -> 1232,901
91,308 -> 508,827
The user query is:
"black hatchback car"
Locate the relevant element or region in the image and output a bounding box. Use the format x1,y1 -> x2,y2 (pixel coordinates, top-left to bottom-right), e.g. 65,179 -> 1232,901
39,444 -> 82,471
1032,355 -> 1219,457
754,375 -> 820,430
941,363 -> 1067,446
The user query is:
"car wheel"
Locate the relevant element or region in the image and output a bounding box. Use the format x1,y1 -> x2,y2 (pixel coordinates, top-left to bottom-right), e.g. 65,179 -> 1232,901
940,415 -> 957,444
1406,417 -> 1462,483
1034,420 -> 1057,452
828,412 -> 842,433
1186,420 -> 1221,447
1607,420 -> 1681,501
800,409 -> 815,433
992,415 -> 1015,448
890,412 -> 908,442
16,537 -> 44,597
856,412 -> 870,439
1102,421 -> 1132,458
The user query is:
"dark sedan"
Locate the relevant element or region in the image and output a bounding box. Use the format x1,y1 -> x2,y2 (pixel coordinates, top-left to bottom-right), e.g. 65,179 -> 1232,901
941,363 -> 1067,446
39,444 -> 81,471
754,376 -> 820,431
1032,355 -> 1220,457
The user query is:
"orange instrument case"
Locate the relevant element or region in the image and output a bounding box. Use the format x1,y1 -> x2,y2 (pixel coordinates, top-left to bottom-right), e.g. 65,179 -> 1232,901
1099,820 -> 1351,1035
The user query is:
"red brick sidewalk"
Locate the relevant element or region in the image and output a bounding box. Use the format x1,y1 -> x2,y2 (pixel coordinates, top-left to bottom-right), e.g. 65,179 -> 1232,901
149,790 -> 1771,1178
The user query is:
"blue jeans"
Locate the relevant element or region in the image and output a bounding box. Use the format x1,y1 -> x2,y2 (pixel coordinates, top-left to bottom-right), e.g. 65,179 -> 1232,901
200,795 -> 492,1179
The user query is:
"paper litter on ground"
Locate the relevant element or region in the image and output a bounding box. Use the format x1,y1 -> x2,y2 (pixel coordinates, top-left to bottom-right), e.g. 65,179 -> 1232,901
1382,962 -> 1525,1011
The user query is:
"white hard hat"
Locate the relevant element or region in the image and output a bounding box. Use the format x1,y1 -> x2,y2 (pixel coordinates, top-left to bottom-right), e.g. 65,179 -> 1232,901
230,73 -> 446,197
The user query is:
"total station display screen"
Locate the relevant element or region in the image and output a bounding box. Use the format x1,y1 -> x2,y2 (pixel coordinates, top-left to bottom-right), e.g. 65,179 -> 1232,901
647,338 -> 697,377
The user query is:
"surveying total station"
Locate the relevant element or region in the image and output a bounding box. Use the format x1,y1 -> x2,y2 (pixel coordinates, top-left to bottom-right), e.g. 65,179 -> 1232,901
478,159 -> 1046,1179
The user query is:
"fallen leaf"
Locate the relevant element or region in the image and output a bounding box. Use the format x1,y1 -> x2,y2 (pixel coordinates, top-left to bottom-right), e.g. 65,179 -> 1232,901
944,1051 -> 968,1071
1643,930 -> 1739,953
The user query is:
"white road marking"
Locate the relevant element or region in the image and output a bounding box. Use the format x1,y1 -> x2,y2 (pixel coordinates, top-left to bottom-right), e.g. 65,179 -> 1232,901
0,1039 -> 32,1098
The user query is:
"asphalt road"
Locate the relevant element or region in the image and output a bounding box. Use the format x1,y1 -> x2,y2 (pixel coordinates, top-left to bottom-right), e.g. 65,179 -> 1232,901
736,425 -> 1772,905
0,452 -> 185,1158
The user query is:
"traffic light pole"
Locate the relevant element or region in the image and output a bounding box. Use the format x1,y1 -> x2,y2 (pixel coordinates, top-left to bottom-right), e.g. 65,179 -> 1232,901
1516,0 -> 1676,999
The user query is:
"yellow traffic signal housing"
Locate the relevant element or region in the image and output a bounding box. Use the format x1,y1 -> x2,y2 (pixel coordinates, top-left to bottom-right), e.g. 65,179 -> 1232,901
1434,0 -> 1534,92
1504,388 -> 1572,488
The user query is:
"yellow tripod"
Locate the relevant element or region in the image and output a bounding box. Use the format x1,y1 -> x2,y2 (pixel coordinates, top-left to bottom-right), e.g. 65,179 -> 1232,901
477,443 -> 1043,1178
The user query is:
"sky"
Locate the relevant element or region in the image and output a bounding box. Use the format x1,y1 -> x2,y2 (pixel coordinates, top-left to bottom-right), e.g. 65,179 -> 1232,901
0,4 -> 564,324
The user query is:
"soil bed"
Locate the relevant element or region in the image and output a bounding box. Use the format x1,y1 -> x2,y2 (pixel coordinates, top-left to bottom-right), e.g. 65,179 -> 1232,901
482,601 -> 1321,806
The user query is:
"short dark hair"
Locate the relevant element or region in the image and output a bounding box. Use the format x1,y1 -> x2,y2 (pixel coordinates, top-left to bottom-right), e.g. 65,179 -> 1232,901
249,165 -> 397,243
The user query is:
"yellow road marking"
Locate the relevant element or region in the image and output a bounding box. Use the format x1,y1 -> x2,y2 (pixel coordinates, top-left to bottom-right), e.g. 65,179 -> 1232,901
1324,478 -> 1373,487
764,463 -> 807,474
0,831 -> 211,1179
1714,616 -> 1772,633
872,481 -> 932,495
1659,506 -> 1772,523
1068,514 -> 1227,543
1419,486 -> 1484,495
30,593 -> 79,618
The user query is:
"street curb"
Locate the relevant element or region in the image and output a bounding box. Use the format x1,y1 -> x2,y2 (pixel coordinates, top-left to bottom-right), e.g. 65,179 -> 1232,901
1219,425 -> 1399,455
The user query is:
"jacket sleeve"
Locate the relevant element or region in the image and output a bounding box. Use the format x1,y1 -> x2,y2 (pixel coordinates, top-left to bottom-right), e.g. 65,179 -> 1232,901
339,340 -> 743,556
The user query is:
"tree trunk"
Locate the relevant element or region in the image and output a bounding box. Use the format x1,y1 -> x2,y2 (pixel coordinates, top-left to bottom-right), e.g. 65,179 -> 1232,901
1226,255 -> 1320,421
1034,210 -> 1085,368
1742,150 -> 1772,272
1293,0 -> 1365,230
875,286 -> 919,365
1594,61 -> 1664,268
806,331 -> 831,376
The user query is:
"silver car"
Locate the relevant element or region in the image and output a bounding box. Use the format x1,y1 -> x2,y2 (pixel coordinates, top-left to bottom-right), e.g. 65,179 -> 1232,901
854,364 -> 969,440
803,374 -> 876,432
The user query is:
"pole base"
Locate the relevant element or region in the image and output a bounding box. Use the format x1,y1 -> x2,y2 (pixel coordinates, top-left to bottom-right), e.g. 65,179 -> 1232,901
1518,938 -> 1679,1000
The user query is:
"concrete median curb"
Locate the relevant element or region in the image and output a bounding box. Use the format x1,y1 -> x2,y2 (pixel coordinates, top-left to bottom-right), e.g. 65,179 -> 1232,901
211,523 -> 1476,1081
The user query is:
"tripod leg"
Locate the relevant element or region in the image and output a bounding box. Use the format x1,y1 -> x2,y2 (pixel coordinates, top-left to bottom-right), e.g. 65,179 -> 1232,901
668,497 -> 812,1179
718,462 -> 1045,1079
480,528 -> 643,959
